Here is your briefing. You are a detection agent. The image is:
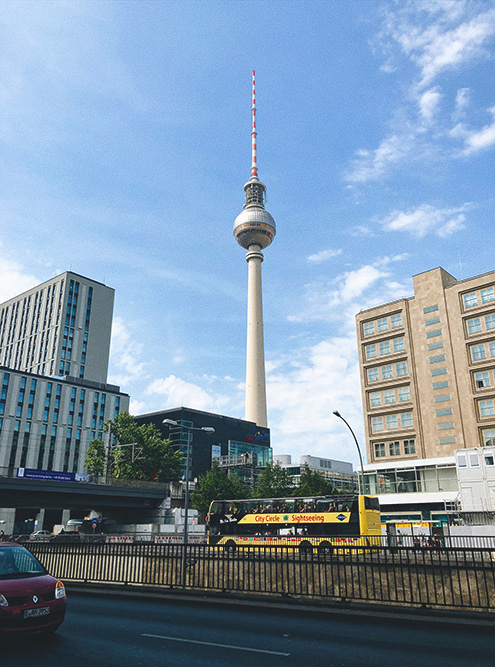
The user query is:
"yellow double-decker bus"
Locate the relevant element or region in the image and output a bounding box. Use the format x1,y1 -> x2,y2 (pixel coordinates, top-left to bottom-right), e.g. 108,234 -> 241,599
207,494 -> 381,554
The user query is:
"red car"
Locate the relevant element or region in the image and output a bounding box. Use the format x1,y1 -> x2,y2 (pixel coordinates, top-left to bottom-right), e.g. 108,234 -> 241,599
0,543 -> 66,633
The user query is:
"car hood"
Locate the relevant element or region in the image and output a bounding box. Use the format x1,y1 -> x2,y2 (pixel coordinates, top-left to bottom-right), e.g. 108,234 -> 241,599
0,573 -> 58,596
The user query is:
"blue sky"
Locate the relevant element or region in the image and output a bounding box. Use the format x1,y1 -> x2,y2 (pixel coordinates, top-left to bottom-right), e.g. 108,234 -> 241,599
1,0 -> 494,468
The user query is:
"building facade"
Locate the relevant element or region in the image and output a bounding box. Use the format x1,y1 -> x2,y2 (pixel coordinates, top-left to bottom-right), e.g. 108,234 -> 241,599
274,454 -> 357,492
0,271 -> 114,384
356,267 -> 495,466
136,407 -> 271,481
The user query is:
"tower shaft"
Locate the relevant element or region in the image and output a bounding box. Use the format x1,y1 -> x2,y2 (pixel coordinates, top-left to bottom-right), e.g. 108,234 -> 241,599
245,245 -> 267,427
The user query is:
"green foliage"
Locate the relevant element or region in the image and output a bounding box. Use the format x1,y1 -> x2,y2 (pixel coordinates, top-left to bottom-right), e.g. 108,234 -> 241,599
292,464 -> 334,497
253,462 -> 294,499
83,438 -> 106,476
191,462 -> 250,518
105,412 -> 183,482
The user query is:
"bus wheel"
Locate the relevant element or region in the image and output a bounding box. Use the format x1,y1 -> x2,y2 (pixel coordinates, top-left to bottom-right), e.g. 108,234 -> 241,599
318,542 -> 333,556
225,541 -> 236,554
299,541 -> 313,556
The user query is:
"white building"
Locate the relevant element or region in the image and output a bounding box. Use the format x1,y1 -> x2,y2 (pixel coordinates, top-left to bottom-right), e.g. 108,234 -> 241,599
455,446 -> 495,513
274,454 -> 357,491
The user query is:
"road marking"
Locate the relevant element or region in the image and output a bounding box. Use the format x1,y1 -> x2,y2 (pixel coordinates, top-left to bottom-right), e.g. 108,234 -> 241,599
142,634 -> 290,656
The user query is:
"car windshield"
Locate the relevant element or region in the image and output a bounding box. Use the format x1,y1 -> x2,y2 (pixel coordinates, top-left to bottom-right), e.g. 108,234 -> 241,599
0,546 -> 46,579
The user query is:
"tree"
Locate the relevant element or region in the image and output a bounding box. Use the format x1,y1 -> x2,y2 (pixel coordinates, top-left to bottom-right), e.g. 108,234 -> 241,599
253,463 -> 294,499
293,465 -> 334,497
100,412 -> 183,482
191,462 -> 250,518
84,438 -> 106,476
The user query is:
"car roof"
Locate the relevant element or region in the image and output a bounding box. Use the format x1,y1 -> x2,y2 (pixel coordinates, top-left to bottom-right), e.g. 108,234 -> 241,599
0,542 -> 24,548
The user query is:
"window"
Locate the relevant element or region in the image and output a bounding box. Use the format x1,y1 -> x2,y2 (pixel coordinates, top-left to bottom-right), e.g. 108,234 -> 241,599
384,390 -> 396,404
431,368 -> 447,376
490,342 -> 495,358
483,429 -> 495,446
434,395 -> 450,403
481,287 -> 495,303
401,412 -> 413,428
485,314 -> 495,330
432,381 -> 449,389
426,329 -> 442,338
370,392 -> 381,407
439,437 -> 456,444
480,400 -> 495,417
425,317 -> 441,326
438,422 -> 454,430
372,417 -> 384,432
463,292 -> 478,308
377,318 -> 388,332
471,344 -> 486,361
469,453 -> 480,467
485,455 -> 494,466
404,439 -> 416,455
423,305 -> 438,314
475,371 -> 490,388
398,386 -> 410,402
396,362 -> 407,376
382,365 -> 393,380
467,318 -> 482,335
368,368 -> 379,383
429,355 -> 446,364
391,313 -> 402,328
386,415 -> 398,430
393,337 -> 405,352
365,344 -> 377,359
374,443 -> 385,458
458,454 -> 467,468
436,409 -> 453,417
389,441 -> 400,456
428,342 -> 444,351
379,341 -> 390,356
364,321 -> 375,336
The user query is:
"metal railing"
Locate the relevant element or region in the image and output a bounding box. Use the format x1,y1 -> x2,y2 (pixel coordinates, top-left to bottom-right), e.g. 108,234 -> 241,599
25,541 -> 495,613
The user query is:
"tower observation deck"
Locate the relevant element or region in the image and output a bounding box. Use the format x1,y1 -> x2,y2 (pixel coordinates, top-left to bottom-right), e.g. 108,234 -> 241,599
233,71 -> 276,428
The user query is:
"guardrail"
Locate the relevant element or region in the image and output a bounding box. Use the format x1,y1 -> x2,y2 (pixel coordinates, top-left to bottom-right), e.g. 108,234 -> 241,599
25,541 -> 495,613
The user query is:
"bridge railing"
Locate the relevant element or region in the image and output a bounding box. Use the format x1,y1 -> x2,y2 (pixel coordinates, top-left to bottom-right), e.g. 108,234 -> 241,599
25,541 -> 495,613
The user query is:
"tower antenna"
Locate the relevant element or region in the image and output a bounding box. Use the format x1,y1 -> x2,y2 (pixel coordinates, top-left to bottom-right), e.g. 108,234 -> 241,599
251,69 -> 258,179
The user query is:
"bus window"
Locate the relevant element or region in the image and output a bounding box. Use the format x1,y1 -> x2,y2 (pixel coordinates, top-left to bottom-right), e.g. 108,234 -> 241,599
365,496 -> 380,511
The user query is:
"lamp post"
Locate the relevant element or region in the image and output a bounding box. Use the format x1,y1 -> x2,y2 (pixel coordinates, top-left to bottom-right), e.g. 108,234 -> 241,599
162,419 -> 215,587
333,410 -> 365,496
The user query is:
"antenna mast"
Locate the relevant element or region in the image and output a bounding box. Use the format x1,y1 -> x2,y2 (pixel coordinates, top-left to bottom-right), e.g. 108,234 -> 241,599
251,69 -> 258,179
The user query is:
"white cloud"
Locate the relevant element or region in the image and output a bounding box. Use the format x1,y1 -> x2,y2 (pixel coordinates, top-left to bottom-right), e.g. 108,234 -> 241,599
0,254 -> 40,302
453,87 -> 471,120
380,203 -> 470,238
307,248 -> 342,263
145,375 -> 231,413
108,317 -> 147,386
345,133 -> 415,183
419,87 -> 442,124
451,105 -> 495,156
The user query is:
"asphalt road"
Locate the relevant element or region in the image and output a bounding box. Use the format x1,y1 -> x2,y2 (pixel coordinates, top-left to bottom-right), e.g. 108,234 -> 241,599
1,592 -> 494,667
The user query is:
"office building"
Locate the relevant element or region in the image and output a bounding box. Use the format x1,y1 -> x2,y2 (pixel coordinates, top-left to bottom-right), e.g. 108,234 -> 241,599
0,271 -> 114,384
274,454 -> 357,492
356,267 -> 495,465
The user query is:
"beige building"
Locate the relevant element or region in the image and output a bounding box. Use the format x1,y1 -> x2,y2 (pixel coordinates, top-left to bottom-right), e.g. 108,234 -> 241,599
356,267 -> 495,466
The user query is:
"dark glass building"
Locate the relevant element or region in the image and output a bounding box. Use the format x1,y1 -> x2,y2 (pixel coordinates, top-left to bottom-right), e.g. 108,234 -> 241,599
135,407 -> 271,480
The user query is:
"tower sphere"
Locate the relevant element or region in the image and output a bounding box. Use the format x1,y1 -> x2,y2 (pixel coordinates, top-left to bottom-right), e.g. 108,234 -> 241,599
233,177 -> 276,250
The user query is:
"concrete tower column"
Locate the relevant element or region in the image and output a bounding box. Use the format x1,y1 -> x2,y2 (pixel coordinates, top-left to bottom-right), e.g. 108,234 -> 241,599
245,244 -> 267,427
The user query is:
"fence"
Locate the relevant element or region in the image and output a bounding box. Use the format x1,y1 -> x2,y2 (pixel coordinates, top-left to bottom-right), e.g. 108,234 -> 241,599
26,541 -> 495,613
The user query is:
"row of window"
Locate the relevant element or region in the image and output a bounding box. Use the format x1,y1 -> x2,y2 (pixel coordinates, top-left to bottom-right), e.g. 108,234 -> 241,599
365,337 -> 405,360
374,439 -> 416,458
371,412 -> 413,433
367,362 -> 408,384
369,386 -> 410,407
466,314 -> 495,336
470,341 -> 495,362
462,286 -> 495,310
363,313 -> 403,337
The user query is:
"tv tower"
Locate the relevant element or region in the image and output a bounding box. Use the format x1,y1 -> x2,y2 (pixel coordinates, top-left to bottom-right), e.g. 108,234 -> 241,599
233,71 -> 276,428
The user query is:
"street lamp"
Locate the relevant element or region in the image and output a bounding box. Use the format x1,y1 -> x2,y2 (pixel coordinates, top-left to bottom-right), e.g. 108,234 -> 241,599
162,419 -> 215,587
333,410 -> 365,496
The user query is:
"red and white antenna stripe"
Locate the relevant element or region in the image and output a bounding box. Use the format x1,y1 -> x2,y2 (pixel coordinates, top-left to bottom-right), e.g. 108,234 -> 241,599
251,69 -> 258,178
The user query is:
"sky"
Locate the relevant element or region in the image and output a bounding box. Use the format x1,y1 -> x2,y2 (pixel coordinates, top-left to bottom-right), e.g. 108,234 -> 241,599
0,0 -> 494,468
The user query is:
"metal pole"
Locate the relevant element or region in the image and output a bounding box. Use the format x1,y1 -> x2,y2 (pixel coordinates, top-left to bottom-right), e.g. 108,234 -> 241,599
181,429 -> 191,588
333,411 -> 365,496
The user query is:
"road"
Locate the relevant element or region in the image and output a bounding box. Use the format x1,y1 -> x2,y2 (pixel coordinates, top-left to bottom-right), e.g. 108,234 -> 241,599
2,592 -> 494,666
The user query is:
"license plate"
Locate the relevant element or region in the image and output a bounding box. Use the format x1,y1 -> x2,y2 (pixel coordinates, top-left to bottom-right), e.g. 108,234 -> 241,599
23,607 -> 50,618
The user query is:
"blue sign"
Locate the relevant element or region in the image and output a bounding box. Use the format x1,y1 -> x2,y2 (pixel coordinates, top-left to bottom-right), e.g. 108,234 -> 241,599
17,468 -> 76,483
